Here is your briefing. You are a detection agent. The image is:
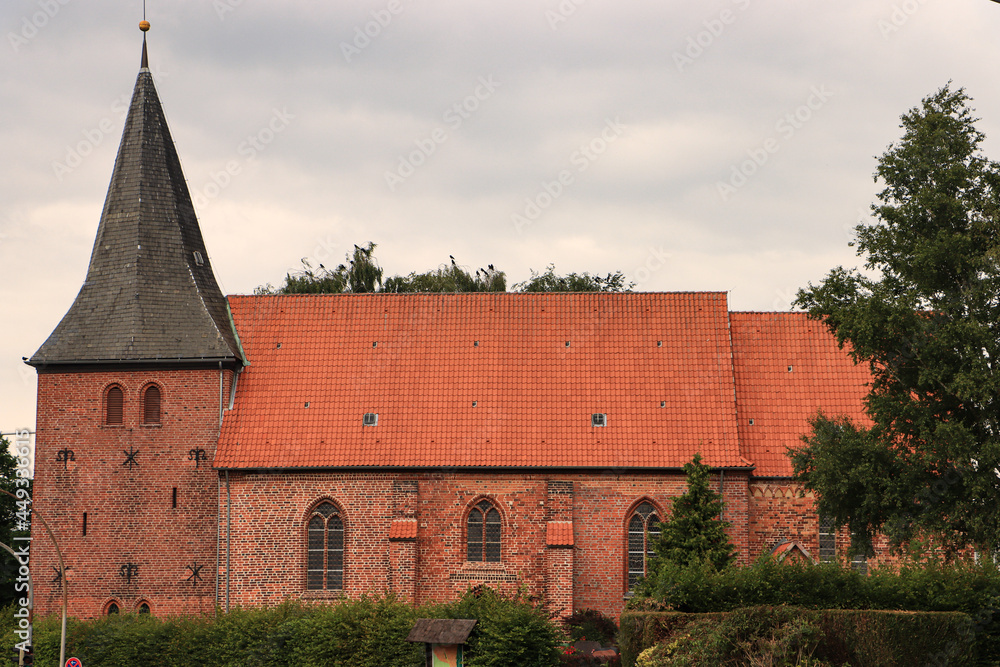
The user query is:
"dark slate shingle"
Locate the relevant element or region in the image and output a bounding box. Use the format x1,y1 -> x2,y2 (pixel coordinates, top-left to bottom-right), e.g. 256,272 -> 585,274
30,58 -> 244,367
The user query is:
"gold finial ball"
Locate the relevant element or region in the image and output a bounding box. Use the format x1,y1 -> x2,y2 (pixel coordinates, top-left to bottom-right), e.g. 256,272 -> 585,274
139,20 -> 150,32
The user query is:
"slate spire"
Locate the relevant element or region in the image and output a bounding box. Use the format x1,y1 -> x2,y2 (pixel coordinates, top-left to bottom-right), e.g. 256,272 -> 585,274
30,32 -> 244,368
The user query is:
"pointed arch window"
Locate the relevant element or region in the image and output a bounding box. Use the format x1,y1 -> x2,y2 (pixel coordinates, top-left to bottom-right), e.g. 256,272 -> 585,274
627,502 -> 661,590
818,514 -> 836,563
106,385 -> 124,425
307,502 -> 344,590
467,500 -> 501,562
143,385 -> 161,424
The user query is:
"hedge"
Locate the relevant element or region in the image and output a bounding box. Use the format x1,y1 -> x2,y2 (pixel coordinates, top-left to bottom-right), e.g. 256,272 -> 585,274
621,606 -> 977,667
0,589 -> 562,667
630,555 -> 1000,662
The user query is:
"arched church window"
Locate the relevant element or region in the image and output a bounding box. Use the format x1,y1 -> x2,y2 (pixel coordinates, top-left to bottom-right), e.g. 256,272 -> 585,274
105,601 -> 120,615
137,601 -> 151,614
143,384 -> 161,424
627,501 -> 661,590
307,502 -> 344,590
467,499 -> 501,562
106,385 -> 124,425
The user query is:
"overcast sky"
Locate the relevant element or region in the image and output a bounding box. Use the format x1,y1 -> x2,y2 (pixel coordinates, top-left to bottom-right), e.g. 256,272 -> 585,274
3,0 -> 1000,434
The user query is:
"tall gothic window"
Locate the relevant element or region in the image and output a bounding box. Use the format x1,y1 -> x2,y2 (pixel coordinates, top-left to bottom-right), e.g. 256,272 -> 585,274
307,502 -> 344,590
627,502 -> 661,590
818,514 -> 836,563
143,384 -> 161,424
106,385 -> 124,425
467,499 -> 501,562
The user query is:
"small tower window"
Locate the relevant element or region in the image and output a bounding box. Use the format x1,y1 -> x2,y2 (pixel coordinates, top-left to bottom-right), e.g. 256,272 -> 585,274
143,385 -> 161,424
106,386 -> 124,425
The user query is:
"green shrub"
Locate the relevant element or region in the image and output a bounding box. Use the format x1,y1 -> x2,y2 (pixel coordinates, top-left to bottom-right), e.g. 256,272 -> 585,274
434,588 -> 561,667
563,608 -> 618,645
286,596 -> 421,667
14,589 -> 564,667
628,554 -> 1000,663
633,606 -> 830,667
622,606 -> 975,667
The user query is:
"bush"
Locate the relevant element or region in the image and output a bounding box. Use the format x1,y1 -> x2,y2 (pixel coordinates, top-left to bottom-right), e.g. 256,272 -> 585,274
623,606 -> 975,667
564,608 -> 619,646
434,588 -> 561,667
634,606 -> 830,667
8,589 -> 563,667
628,554 -> 1000,663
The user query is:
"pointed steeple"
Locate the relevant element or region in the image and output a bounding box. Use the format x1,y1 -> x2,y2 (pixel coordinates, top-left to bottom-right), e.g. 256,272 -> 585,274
30,31 -> 244,368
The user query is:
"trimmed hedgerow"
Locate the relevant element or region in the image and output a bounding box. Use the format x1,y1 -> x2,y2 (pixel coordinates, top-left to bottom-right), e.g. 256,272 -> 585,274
2,589 -> 563,667
624,606 -> 976,667
627,554 -> 1000,665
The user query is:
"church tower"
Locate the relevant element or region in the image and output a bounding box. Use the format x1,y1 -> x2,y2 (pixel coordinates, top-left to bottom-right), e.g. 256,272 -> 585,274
28,25 -> 244,617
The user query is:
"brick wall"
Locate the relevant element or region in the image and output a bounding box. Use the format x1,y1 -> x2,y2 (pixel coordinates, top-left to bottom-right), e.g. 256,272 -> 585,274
749,481 -> 894,566
218,469 -> 751,620
749,482 -> 821,558
31,368 -> 233,618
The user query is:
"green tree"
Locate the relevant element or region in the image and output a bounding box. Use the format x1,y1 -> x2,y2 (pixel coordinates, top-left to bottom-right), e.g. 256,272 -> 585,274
646,453 -> 736,575
383,258 -> 506,293
262,242 -> 384,294
792,84 -> 1000,555
0,435 -> 28,608
512,264 -> 634,292
256,244 -> 632,295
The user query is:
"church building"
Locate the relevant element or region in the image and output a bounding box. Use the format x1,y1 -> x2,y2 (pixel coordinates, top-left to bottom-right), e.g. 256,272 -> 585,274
28,31 -> 874,620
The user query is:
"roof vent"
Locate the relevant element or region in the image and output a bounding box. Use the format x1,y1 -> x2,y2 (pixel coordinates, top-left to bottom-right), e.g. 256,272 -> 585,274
591,413 -> 607,427
657,341 -> 662,347
749,418 -> 754,425
474,341 -> 479,347
472,401 -> 478,407
363,412 -> 378,426
304,402 -> 310,408
787,365 -> 793,372
193,251 -> 204,266
565,341 -> 571,347
373,341 -> 378,348
660,401 -> 665,408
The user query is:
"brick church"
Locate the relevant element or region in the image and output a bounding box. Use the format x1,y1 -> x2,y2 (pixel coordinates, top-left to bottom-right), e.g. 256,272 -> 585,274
28,34 -> 875,621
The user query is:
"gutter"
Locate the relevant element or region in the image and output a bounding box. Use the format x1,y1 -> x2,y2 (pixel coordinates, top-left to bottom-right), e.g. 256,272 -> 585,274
213,464 -> 757,474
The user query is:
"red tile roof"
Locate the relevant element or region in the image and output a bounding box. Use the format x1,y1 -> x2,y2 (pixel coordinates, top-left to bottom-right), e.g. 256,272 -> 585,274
215,292 -> 746,470
547,521 -> 574,547
730,312 -> 871,477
